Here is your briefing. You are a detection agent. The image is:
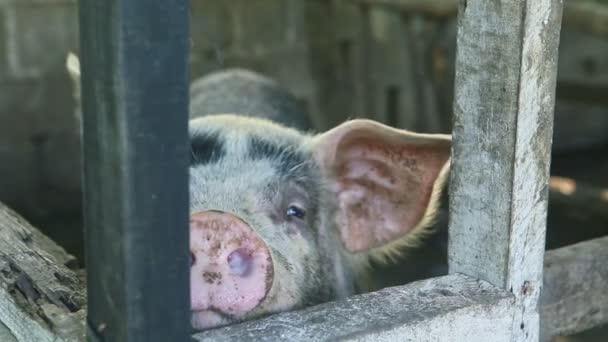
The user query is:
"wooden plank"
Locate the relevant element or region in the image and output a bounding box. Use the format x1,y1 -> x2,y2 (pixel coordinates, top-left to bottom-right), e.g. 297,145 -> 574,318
540,236 -> 608,341
359,4 -> 376,117
0,201 -> 85,342
352,0 -> 608,37
352,0 -> 458,18
0,321 -> 17,342
556,28 -> 608,90
193,273 -> 515,342
400,15 -> 445,133
448,1 -> 563,341
78,0 -> 191,341
562,1 -> 608,37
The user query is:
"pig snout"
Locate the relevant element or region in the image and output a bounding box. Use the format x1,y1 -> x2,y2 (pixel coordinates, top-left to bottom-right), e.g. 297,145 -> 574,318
190,210 -> 274,330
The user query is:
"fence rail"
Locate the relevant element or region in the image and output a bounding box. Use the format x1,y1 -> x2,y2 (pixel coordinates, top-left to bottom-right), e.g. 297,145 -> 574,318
352,0 -> 608,37
195,274 -> 515,342
540,235 -> 608,340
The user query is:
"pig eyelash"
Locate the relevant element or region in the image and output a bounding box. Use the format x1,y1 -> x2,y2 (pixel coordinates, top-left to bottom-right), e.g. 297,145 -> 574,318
287,160 -> 310,173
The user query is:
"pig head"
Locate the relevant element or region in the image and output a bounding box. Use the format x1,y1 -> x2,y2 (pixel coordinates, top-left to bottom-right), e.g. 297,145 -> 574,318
66,55 -> 451,331
187,115 -> 450,330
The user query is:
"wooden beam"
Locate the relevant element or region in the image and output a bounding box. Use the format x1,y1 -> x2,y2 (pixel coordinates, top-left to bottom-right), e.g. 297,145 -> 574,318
78,0 -> 190,340
0,202 -> 85,342
352,0 -> 608,38
193,273 -> 515,342
448,1 -> 563,341
351,0 -> 458,18
541,236 -> 608,340
562,1 -> 608,37
0,322 -> 17,342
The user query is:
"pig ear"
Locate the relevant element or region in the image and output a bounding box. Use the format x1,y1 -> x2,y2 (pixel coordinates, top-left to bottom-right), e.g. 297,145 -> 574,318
311,119 -> 451,255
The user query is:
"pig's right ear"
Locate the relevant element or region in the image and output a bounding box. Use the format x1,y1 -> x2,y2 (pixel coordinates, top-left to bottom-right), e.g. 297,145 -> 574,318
311,119 -> 451,258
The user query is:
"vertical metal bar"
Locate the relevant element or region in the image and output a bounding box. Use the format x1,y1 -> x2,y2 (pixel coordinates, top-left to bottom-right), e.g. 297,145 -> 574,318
79,1 -> 190,341
448,1 -> 563,341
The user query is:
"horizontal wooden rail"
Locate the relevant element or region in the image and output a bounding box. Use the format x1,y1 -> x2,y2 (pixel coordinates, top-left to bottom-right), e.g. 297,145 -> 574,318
541,235 -> 608,340
352,0 -> 608,37
0,202 -> 85,342
194,273 -> 515,342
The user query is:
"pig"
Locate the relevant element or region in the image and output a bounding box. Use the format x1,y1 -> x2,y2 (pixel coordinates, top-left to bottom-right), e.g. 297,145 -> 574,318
66,55 -> 451,331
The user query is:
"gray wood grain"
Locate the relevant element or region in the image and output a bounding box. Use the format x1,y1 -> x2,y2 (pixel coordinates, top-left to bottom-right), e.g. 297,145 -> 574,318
352,0 -> 458,17
562,1 -> 608,37
0,202 -> 86,342
540,236 -> 608,341
193,273 -> 515,342
448,1 -> 563,341
353,0 -> 608,37
0,321 -> 17,342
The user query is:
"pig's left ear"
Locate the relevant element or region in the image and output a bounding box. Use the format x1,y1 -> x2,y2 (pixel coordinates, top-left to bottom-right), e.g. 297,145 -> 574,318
311,119 -> 451,255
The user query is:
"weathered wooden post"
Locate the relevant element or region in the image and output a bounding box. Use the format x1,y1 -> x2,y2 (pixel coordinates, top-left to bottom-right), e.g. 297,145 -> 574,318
448,1 -> 563,341
78,1 -> 191,340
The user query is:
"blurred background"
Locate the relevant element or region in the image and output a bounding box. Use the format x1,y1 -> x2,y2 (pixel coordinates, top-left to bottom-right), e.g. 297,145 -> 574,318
0,0 -> 606,340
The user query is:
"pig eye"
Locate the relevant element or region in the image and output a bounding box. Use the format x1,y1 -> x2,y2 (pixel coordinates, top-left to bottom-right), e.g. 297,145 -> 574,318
285,205 -> 306,220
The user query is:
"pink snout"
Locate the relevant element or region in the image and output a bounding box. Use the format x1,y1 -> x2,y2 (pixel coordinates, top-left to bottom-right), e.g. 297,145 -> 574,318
190,210 -> 273,330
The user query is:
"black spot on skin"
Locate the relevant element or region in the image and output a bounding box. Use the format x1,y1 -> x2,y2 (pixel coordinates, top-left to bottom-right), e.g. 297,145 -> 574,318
190,132 -> 225,166
270,249 -> 293,273
202,271 -> 222,284
248,136 -> 307,175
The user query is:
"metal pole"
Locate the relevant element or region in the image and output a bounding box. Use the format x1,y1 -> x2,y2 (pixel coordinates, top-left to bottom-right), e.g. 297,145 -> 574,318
79,1 -> 191,340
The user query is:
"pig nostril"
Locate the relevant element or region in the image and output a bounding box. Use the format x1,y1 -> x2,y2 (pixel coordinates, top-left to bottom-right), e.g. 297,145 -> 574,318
190,252 -> 195,267
227,248 -> 253,277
